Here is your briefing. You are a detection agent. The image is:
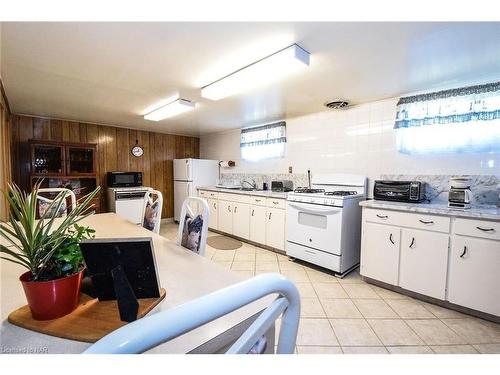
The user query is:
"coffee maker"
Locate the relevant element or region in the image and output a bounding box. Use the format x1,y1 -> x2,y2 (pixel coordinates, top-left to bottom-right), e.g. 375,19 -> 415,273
448,177 -> 472,209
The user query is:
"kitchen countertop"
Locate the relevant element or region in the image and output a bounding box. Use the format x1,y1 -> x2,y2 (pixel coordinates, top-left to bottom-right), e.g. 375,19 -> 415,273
197,186 -> 288,199
359,200 -> 500,221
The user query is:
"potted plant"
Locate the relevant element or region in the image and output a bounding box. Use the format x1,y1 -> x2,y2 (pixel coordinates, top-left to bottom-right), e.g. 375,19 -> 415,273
0,181 -> 100,320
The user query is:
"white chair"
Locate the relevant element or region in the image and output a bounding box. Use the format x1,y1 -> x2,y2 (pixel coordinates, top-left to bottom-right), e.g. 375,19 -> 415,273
83,273 -> 301,354
176,197 -> 209,256
143,190 -> 163,234
33,188 -> 77,218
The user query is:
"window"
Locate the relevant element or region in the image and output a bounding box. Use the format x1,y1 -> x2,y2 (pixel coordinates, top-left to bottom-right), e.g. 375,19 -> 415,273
240,121 -> 286,161
394,81 -> 500,153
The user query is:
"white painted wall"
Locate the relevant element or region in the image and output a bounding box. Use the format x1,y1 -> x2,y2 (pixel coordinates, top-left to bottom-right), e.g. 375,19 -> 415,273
200,98 -> 499,180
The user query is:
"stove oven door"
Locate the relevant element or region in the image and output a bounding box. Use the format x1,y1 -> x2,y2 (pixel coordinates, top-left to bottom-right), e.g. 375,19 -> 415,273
287,201 -> 343,255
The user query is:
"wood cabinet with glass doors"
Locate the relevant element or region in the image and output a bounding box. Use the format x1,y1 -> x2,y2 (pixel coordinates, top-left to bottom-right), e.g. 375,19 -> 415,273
29,140 -> 101,214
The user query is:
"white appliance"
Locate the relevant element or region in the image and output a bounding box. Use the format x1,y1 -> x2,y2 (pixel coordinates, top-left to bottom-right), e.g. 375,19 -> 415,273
107,186 -> 152,225
286,174 -> 367,277
174,158 -> 219,222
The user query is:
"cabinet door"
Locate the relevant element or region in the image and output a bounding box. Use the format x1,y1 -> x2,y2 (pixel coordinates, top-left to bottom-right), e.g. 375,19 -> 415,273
207,198 -> 218,230
233,203 -> 250,240
31,143 -> 65,175
266,208 -> 285,250
218,200 -> 233,234
360,222 -> 400,285
399,228 -> 449,300
448,236 -> 500,316
250,205 -> 267,244
66,146 -> 96,175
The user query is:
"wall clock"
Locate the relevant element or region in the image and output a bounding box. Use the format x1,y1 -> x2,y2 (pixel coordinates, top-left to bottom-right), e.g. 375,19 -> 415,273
131,144 -> 143,157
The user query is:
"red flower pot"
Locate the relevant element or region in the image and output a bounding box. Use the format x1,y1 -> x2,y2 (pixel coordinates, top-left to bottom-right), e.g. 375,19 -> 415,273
20,269 -> 84,320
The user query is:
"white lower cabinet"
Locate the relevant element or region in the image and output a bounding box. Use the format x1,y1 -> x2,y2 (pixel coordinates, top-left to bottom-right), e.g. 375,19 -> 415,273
266,207 -> 285,251
448,236 -> 500,316
218,200 -> 233,234
399,228 -> 449,300
200,190 -> 286,250
360,222 -> 400,285
250,205 -> 267,244
232,203 -> 250,240
207,198 -> 218,230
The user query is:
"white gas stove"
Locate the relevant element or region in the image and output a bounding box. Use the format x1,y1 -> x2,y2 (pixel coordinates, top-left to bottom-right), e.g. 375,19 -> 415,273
286,174 -> 367,277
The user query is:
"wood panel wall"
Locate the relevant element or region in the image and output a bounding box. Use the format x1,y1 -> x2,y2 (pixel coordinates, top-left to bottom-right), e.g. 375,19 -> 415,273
10,115 -> 200,218
0,80 -> 12,221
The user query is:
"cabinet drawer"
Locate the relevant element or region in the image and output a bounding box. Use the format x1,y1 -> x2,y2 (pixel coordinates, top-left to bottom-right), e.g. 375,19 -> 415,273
266,198 -> 286,209
453,218 -> 500,241
286,241 -> 341,272
249,196 -> 266,206
218,192 -> 250,204
398,213 -> 450,233
363,208 -> 405,226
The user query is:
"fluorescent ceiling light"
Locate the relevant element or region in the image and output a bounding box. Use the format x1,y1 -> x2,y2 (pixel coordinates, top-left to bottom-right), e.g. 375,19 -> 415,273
201,44 -> 310,101
144,99 -> 195,121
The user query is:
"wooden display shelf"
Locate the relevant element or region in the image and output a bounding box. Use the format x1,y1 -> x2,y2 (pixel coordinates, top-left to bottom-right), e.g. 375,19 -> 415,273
8,288 -> 166,343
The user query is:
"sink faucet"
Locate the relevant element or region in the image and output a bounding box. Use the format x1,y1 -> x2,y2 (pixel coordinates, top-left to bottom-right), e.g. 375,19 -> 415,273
241,179 -> 257,189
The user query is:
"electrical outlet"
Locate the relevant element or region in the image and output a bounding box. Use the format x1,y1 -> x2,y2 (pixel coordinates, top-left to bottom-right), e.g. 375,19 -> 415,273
288,166 -> 293,173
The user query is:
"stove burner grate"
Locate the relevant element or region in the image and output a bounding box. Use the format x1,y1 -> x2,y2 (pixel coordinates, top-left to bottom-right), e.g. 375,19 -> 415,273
324,191 -> 358,196
293,188 -> 325,194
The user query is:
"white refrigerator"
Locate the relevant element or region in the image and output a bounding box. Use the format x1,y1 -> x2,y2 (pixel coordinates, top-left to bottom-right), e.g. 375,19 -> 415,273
173,158 -> 219,222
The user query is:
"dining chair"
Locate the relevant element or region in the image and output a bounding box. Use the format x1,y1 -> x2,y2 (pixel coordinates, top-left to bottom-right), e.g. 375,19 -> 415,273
83,273 -> 301,354
143,190 -> 163,234
33,188 -> 77,218
176,197 -> 209,256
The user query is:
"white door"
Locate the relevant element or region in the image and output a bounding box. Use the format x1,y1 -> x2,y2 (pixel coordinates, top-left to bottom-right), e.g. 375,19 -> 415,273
218,200 -> 233,234
399,228 -> 449,300
266,207 -> 285,250
233,203 -> 250,240
448,236 -> 500,316
207,198 -> 218,230
360,222 -> 400,285
174,180 -> 193,222
173,158 -> 192,181
250,205 -> 267,244
287,202 -> 343,255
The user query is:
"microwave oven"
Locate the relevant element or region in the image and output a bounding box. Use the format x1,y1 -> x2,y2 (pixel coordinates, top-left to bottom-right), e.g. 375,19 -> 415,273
107,171 -> 143,188
373,180 -> 426,203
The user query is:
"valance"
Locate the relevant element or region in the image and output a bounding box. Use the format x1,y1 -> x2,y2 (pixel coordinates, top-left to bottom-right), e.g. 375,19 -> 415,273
394,81 -> 500,129
240,121 -> 286,148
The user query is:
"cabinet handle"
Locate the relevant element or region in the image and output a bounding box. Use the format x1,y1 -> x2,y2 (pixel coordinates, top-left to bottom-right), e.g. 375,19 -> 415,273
273,201 -> 278,204
460,246 -> 468,258
251,209 -> 254,217
228,205 -> 231,212
255,199 -> 261,202
234,206 -> 237,213
409,237 -> 415,248
376,214 -> 388,219
269,212 -> 272,220
389,233 -> 394,244
419,219 -> 434,224
214,202 -> 217,209
476,226 -> 495,232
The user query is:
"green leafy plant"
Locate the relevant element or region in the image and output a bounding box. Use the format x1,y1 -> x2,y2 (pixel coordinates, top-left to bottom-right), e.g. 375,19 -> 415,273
0,181 -> 100,281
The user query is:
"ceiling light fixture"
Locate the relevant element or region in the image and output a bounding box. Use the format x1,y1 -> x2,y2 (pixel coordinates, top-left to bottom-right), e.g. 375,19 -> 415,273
144,98 -> 195,121
201,44 -> 310,101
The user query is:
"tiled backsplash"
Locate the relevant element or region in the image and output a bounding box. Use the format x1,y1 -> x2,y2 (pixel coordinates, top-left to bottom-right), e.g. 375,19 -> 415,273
220,173 -> 500,205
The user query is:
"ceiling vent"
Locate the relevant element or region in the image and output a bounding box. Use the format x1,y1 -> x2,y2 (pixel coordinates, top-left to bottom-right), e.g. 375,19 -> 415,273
324,100 -> 349,110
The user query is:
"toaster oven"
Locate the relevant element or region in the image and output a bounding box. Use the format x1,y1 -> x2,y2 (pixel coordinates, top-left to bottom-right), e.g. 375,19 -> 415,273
374,180 -> 426,203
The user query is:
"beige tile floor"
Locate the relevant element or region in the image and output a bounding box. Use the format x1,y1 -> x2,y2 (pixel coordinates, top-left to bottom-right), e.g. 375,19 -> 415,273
160,222 -> 500,354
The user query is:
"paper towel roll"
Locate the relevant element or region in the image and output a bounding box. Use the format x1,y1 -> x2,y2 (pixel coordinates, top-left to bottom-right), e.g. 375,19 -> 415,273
219,160 -> 235,168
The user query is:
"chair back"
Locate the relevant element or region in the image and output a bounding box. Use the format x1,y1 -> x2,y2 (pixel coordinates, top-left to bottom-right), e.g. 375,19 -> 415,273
176,197 -> 209,256
33,188 -> 77,218
143,190 -> 163,234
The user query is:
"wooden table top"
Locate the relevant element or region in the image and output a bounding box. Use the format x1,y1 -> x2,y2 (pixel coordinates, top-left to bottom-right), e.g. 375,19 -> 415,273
0,213 -> 272,354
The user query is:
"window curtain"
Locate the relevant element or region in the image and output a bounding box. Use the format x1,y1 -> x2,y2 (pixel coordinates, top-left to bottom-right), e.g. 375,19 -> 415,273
394,81 -> 500,129
240,121 -> 286,161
